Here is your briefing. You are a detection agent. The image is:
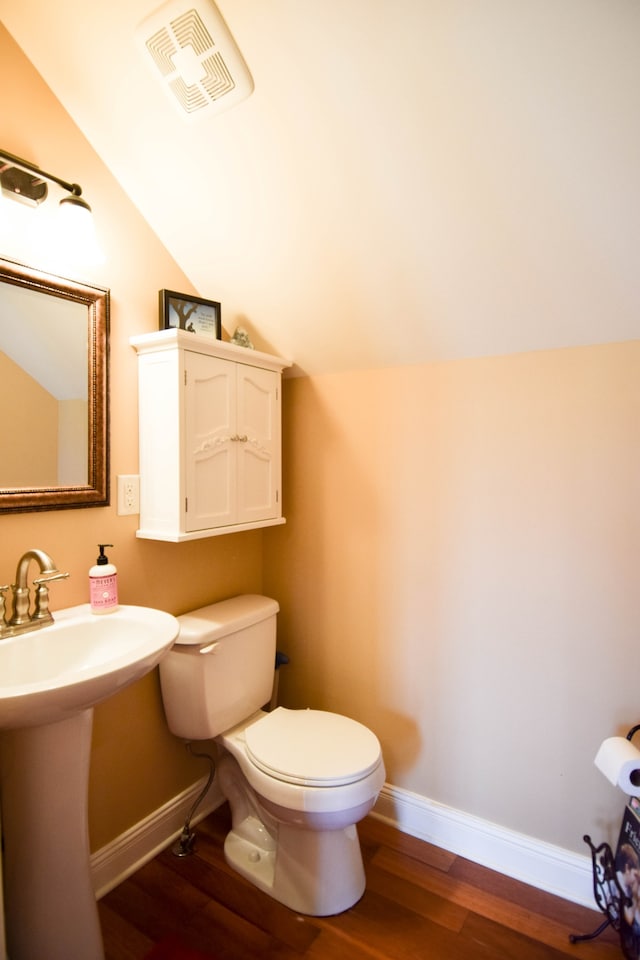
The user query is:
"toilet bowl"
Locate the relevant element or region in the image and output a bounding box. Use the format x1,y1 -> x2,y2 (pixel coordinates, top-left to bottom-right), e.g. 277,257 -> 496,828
217,707 -> 385,914
159,595 -> 385,916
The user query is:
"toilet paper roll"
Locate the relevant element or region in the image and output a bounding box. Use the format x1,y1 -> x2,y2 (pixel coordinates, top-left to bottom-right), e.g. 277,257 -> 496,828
595,737 -> 640,796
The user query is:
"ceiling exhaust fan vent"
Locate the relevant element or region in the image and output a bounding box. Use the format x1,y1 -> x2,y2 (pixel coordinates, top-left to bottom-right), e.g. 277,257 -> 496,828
137,0 -> 254,119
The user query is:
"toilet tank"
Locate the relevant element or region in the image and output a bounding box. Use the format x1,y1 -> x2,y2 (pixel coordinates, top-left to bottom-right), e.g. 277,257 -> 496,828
159,594 -> 279,740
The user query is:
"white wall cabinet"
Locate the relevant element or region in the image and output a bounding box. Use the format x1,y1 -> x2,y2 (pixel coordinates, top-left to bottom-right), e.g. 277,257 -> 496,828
130,329 -> 291,541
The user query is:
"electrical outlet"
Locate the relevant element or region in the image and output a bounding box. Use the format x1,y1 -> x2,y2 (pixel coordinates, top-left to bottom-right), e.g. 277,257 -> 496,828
117,475 -> 140,516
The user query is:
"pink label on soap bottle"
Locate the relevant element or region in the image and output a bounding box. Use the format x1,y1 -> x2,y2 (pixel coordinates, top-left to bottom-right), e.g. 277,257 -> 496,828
90,574 -> 118,610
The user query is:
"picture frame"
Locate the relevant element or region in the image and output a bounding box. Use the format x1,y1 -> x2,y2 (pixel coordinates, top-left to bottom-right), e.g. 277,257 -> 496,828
159,289 -> 221,339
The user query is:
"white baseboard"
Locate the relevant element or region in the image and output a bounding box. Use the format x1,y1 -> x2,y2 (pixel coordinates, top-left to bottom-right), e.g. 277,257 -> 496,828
92,778 -> 597,912
373,783 -> 596,910
91,776 -> 224,899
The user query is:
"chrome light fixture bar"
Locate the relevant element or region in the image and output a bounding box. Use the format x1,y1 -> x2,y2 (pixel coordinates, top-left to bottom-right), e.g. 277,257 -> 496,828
0,148 -> 92,213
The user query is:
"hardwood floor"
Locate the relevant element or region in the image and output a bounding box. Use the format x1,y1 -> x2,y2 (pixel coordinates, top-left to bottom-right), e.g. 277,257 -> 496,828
99,804 -> 622,959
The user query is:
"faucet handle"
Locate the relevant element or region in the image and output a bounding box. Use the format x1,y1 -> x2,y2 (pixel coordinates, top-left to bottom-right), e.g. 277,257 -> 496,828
32,572 -> 69,622
33,572 -> 70,586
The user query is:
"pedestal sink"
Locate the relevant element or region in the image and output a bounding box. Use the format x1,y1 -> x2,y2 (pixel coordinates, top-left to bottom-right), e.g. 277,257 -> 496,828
0,603 -> 179,960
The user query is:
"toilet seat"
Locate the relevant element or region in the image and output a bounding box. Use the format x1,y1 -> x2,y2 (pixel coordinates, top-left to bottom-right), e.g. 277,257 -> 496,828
244,707 -> 382,787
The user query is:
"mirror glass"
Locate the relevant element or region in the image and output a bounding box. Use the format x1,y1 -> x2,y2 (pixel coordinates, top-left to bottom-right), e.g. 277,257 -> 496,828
0,257 -> 109,512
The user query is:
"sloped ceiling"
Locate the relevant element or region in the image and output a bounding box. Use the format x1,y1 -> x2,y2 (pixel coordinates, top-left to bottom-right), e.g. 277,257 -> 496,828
1,0 -> 640,376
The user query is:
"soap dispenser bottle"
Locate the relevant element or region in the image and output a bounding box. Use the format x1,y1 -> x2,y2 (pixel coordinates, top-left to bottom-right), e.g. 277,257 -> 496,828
89,544 -> 118,614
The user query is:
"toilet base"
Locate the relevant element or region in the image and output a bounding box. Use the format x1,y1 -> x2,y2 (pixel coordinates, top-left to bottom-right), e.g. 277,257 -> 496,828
224,816 -> 366,916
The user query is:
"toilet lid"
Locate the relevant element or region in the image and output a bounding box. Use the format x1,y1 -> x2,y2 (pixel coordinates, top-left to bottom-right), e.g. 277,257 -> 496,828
244,707 -> 382,787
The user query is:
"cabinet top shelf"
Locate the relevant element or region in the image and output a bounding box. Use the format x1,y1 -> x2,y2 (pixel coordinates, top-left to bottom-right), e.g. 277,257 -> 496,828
130,328 -> 292,373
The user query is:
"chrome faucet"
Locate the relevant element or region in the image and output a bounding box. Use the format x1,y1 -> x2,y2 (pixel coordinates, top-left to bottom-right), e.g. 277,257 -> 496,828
0,549 -> 69,639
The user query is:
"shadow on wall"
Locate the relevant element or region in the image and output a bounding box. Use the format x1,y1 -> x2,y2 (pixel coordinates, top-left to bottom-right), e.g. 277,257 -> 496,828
263,375 -> 424,784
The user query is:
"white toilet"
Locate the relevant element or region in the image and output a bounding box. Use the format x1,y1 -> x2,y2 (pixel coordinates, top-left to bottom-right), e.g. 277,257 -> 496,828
159,594 -> 385,916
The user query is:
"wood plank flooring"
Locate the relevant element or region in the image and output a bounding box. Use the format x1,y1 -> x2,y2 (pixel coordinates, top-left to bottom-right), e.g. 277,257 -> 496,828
99,804 -> 622,959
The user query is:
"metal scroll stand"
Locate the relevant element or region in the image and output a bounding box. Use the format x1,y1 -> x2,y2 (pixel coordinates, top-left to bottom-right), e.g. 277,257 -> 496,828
569,723 -> 640,946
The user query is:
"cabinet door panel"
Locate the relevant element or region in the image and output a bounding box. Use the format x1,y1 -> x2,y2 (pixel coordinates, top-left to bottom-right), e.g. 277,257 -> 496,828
191,448 -> 234,530
236,365 -> 280,523
185,352 -> 235,531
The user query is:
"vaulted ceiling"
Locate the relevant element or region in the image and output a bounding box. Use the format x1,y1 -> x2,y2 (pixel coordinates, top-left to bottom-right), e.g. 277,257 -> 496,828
2,0 -> 640,376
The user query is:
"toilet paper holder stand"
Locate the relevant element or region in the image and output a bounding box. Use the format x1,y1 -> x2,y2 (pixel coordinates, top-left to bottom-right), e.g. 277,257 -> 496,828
569,835 -> 626,945
569,722 -> 640,949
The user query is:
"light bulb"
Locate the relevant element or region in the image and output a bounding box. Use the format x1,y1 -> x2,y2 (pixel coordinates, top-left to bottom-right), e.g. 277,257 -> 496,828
58,194 -> 105,265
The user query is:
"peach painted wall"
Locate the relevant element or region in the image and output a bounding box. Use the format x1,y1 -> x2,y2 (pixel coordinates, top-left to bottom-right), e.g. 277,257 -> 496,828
58,399 -> 87,485
266,342 -> 640,854
0,352 -> 57,485
0,25 -> 264,851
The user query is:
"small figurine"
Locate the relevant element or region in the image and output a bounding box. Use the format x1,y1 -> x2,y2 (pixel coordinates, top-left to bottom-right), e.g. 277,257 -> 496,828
231,326 -> 254,349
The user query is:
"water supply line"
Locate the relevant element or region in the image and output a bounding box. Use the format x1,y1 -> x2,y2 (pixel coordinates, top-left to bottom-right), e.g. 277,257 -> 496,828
172,742 -> 216,857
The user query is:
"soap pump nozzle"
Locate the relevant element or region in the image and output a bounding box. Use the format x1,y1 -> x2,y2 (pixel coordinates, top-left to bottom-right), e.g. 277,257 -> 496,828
96,544 -> 113,566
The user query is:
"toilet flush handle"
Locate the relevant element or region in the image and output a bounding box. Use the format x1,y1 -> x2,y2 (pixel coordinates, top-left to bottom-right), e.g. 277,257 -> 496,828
199,641 -> 220,655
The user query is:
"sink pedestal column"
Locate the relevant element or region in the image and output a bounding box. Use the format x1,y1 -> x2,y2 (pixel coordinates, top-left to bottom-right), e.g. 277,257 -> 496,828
1,709 -> 104,960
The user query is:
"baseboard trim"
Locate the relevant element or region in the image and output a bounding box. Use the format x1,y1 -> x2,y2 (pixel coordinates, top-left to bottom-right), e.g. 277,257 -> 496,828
91,777 -> 224,899
92,778 -> 596,911
373,783 -> 596,910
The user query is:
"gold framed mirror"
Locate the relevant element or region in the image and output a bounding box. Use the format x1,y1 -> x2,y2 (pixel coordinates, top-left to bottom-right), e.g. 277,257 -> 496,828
0,257 -> 109,512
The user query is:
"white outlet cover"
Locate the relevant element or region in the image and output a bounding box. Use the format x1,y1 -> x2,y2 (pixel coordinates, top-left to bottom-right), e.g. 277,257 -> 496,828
117,475 -> 140,516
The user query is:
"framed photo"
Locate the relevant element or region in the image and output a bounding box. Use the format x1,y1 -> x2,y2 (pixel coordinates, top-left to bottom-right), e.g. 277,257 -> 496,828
160,289 -> 221,339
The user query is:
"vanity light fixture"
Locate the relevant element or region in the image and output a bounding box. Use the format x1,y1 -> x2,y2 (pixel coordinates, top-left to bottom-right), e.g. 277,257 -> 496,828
0,148 -> 92,213
0,148 -> 103,264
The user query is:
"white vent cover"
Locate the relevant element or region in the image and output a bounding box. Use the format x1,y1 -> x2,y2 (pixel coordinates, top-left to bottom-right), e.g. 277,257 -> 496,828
137,0 -> 254,119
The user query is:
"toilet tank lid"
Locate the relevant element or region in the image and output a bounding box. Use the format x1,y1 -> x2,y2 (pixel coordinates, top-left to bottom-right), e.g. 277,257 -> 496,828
176,594 -> 279,646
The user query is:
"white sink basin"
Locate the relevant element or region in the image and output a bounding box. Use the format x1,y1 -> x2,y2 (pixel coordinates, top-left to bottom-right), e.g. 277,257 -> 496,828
0,603 -> 179,729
